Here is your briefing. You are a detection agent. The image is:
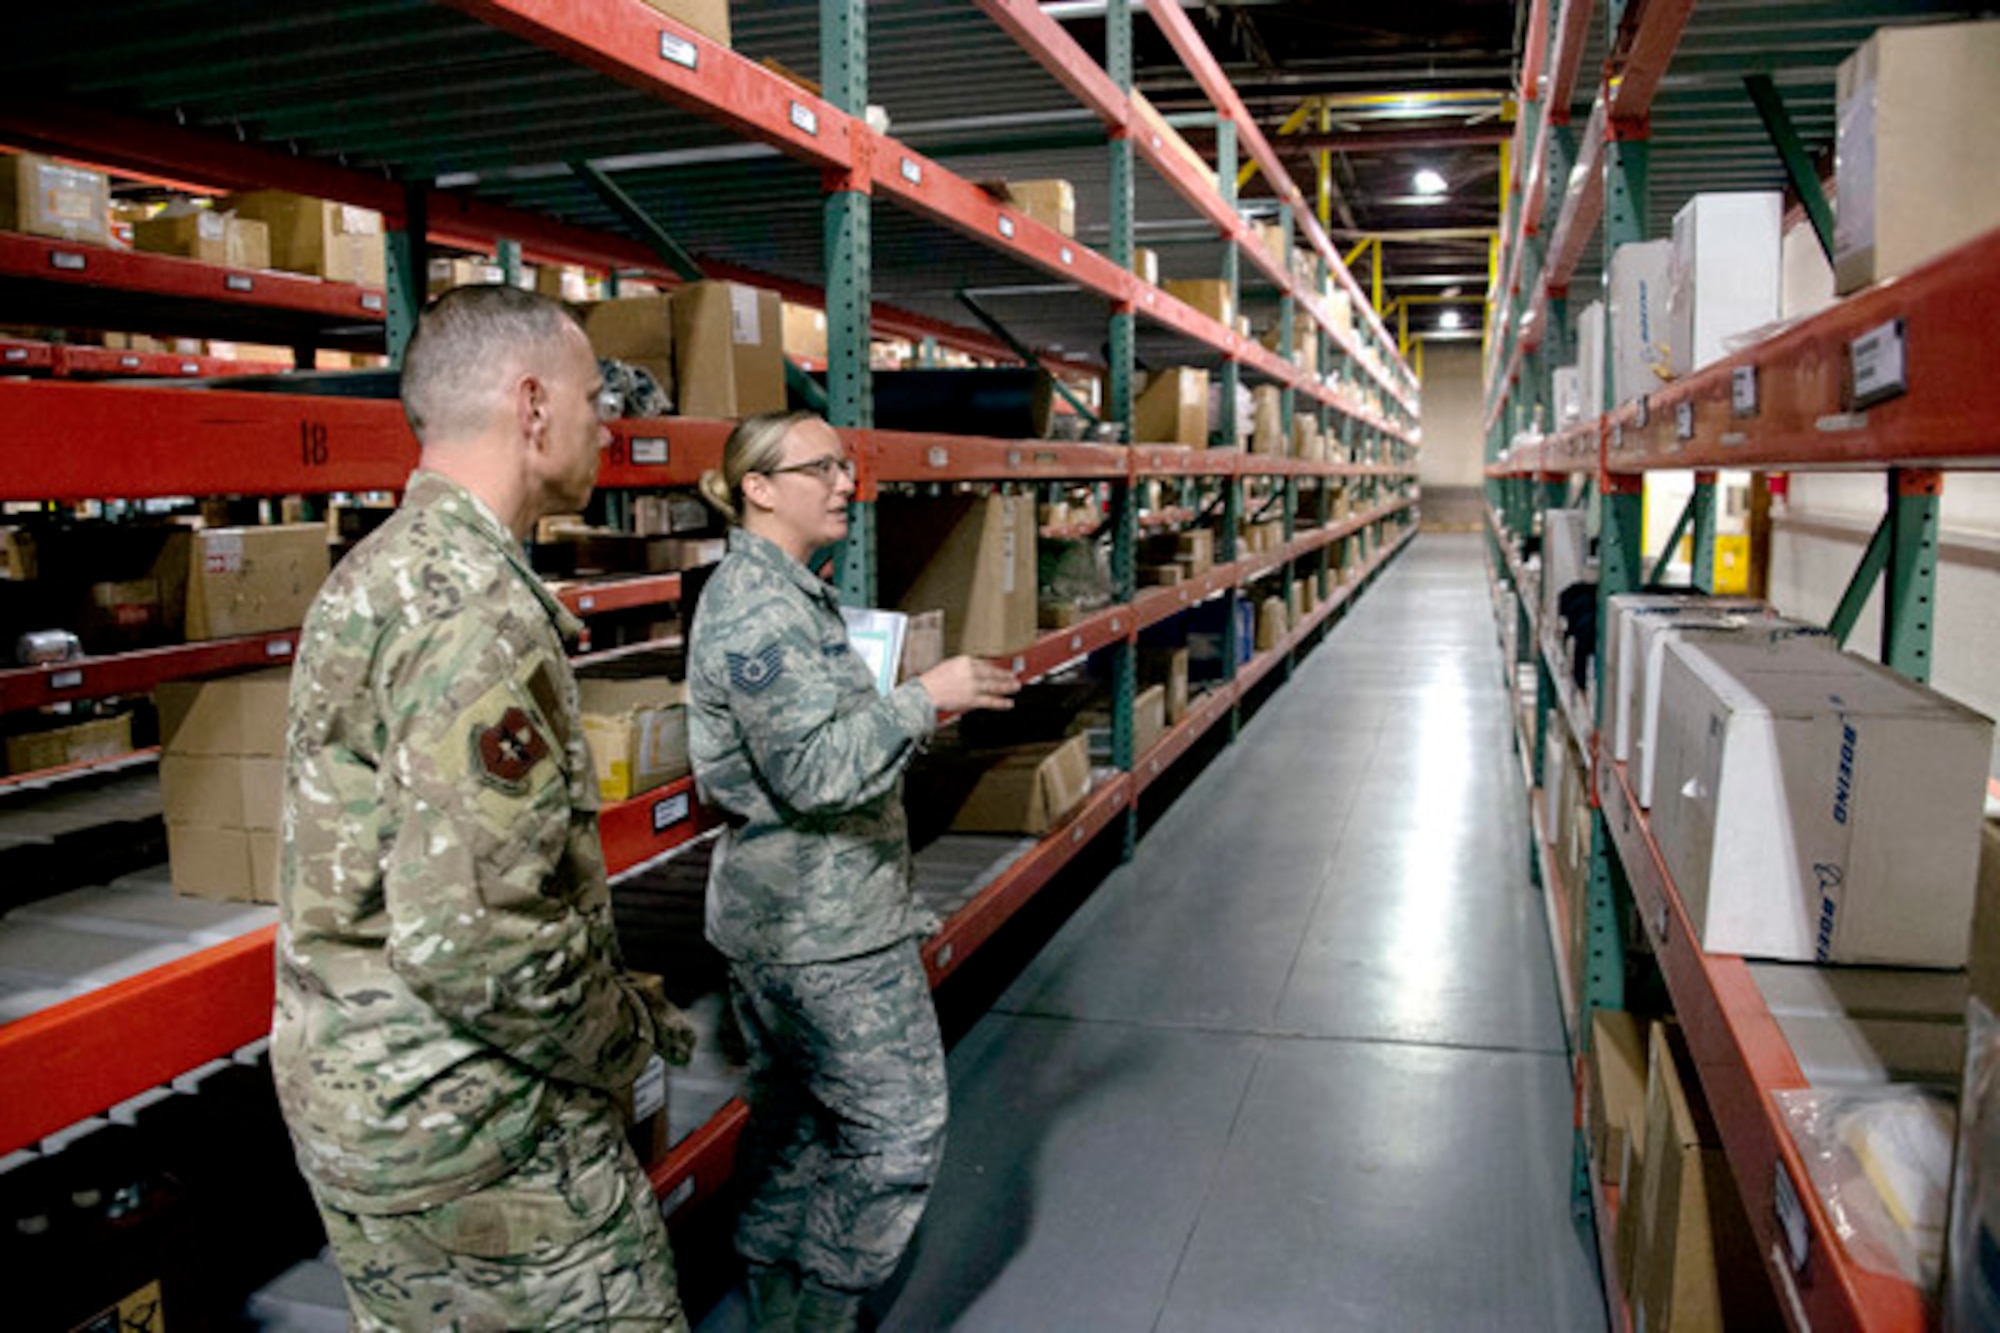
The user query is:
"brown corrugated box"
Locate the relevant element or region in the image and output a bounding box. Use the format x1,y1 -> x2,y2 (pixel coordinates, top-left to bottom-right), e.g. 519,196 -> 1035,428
134,210 -> 270,270
158,669 -> 292,904
876,493 -> 1039,657
0,153 -> 109,245
1133,683 -> 1167,757
1255,597 -> 1288,652
224,191 -> 385,285
782,302 -> 828,361
1251,385 -> 1285,455
185,524 -> 329,641
1587,1010 -> 1650,1186
946,733 -> 1091,835
672,281 -> 785,419
576,675 -> 690,803
4,714 -> 132,776
638,0 -> 731,46
1139,647 -> 1189,724
1005,180 -> 1075,237
584,295 -> 675,401
1133,367 -> 1209,447
1163,279 -> 1233,330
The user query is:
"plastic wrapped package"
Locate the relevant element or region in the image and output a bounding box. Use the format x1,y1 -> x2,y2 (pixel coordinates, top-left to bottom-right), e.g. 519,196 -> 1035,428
1776,1084 -> 1955,1294
1949,998 -> 2000,1331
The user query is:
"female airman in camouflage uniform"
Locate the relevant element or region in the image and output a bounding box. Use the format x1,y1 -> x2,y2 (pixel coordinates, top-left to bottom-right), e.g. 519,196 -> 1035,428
688,412 -> 1018,1331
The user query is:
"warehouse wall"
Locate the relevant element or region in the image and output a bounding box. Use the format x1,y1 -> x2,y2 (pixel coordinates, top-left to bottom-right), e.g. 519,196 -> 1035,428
1769,472 -> 2000,773
1417,342 -> 1485,528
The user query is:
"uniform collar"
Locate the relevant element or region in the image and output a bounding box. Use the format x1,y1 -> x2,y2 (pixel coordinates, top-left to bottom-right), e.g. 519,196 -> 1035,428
405,470 -> 584,642
728,526 -> 841,611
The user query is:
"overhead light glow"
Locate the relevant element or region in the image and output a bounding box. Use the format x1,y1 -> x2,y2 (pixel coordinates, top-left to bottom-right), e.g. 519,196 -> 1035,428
1440,309 -> 1463,331
1412,168 -> 1448,196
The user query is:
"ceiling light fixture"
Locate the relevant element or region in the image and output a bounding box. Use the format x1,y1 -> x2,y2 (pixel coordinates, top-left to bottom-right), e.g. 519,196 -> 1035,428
1440,309 -> 1464,331
1412,168 -> 1448,196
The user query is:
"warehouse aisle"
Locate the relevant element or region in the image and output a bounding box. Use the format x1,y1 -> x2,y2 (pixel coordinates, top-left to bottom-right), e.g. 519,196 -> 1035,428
698,532 -> 1606,1332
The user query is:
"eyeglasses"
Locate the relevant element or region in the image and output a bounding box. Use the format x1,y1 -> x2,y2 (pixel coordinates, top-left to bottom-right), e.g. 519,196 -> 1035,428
761,454 -> 857,484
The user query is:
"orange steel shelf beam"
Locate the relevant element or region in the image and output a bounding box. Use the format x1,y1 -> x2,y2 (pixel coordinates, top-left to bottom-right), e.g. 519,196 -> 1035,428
1596,759 -> 1927,1332
1132,685 -> 1235,797
0,231 -> 385,323
1547,0 -> 1597,115
0,631 -> 301,716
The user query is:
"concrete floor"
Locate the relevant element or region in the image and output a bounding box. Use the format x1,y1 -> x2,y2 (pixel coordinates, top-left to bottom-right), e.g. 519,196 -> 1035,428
700,533 -> 1608,1332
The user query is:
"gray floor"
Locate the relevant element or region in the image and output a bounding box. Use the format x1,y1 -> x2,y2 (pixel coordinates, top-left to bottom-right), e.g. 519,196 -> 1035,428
702,533 -> 1608,1332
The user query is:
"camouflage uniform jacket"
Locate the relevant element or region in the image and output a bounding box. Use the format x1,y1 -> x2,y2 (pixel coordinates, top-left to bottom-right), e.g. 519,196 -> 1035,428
689,527 -> 937,964
273,470 -> 667,1215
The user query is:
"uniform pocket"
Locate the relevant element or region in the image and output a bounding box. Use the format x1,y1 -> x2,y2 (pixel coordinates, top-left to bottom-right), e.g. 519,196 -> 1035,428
406,1121 -> 629,1265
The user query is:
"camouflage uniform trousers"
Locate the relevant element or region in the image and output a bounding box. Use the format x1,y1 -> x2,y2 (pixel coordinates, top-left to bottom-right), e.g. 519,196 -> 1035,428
729,939 -> 949,1295
313,1093 -> 689,1331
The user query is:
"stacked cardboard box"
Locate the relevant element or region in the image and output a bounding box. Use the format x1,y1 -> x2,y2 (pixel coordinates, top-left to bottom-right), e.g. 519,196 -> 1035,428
184,525 -> 329,642
1668,193 -> 1782,376
1163,279 -> 1233,330
4,714 -> 132,776
876,493 -> 1039,657
941,733 -> 1091,835
0,153 -> 109,245
1003,180 -> 1075,237
1133,368 -> 1209,447
157,669 -> 291,903
577,672 -> 689,803
584,294 -> 675,399
133,209 -> 271,270
672,280 -> 785,419
225,192 -> 385,286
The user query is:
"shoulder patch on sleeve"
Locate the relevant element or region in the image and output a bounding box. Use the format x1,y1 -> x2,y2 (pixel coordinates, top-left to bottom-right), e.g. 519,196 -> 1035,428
471,706 -> 552,794
727,644 -> 786,695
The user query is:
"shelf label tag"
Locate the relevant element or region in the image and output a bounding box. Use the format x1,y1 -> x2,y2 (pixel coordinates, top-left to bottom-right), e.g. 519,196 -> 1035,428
120,355 -> 141,369
50,251 -> 86,272
180,361 -> 201,375
1634,396 -> 1650,429
789,102 -> 818,136
1773,1163 -> 1811,1272
1674,401 -> 1694,442
900,157 -> 922,185
1732,365 -> 1758,417
264,638 -> 293,659
1611,423 -> 1624,451
1060,246 -> 1074,266
660,1176 -> 696,1218
578,595 -> 596,612
50,668 -> 83,691
998,215 -> 1015,240
1849,318 -> 1908,409
225,274 -> 254,293
651,791 -> 690,833
926,445 -> 949,468
630,437 -> 669,465
360,292 -> 384,312
659,31 -> 698,69
3,349 -> 24,363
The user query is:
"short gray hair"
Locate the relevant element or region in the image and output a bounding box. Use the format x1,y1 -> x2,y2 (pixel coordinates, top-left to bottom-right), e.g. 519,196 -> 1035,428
400,285 -> 583,444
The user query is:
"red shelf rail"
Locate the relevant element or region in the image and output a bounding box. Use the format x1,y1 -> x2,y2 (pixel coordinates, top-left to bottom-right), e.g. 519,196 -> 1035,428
0,232 -> 387,323
0,631 -> 301,714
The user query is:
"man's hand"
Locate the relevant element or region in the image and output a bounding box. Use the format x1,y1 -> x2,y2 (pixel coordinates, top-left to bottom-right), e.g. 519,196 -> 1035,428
918,656 -> 1020,714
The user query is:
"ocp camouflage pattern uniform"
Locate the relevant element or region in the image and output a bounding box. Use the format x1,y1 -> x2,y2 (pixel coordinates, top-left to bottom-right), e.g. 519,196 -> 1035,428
687,526 -> 949,1298
274,470 -> 690,1331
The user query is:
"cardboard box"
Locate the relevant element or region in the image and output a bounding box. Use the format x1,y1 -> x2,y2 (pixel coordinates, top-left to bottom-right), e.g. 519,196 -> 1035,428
185,524 -> 330,641
782,302 -> 828,361
1668,192 -> 1782,376
946,733 -> 1091,835
1649,638 -> 1993,966
1176,529 -> 1214,577
577,676 -> 690,802
1576,300 -> 1607,421
639,0 -> 731,48
1005,180 -> 1075,237
1603,593 -> 1772,768
584,295 -> 675,400
1607,241 -> 1671,407
1255,597 -> 1288,652
157,668 -> 292,757
672,281 -> 785,419
1972,820 -> 2000,1017
1552,366 -> 1582,427
1631,1023 -> 1774,1332
225,191 -> 384,285
536,264 -> 592,303
0,153 -> 109,245
1781,215 -> 1837,321
1163,279 -> 1233,330
1132,246 -> 1159,287
876,493 -> 1038,657
900,609 -> 944,682
1139,647 -> 1190,724
1133,367 -> 1209,447
160,753 -> 284,830
0,526 -> 35,581
1588,1010 -> 1650,1183
4,713 -> 132,776
1250,384 -> 1285,455
167,824 -> 280,903
1133,683 -> 1167,757
1539,509 -> 1590,631
616,973 -> 673,1165
427,256 -> 505,294
1833,20 -> 2000,293
133,209 -> 271,270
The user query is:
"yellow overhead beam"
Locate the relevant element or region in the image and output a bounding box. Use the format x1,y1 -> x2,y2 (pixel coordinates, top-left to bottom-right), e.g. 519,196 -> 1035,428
1236,97 -> 1320,192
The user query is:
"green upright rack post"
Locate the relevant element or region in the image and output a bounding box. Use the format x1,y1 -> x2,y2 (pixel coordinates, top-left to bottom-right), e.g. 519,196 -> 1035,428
823,0 -> 874,608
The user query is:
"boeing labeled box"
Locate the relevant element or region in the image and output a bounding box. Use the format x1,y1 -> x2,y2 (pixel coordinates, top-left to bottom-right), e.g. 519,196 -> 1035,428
1648,637 -> 1993,966
1667,192 -> 1782,376
1607,241 -> 1671,407
1605,593 -> 1769,766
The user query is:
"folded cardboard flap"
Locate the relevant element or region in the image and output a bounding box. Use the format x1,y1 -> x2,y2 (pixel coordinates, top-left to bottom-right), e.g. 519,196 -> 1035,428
947,733 -> 1092,835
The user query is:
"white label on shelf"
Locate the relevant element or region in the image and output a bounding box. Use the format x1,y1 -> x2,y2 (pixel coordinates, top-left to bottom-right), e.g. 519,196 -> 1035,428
3,349 -> 23,362
206,532 -> 245,576
50,668 -> 83,691
630,437 -> 669,465
1652,900 -> 1668,945
1720,431 -> 1748,448
1611,423 -> 1624,451
1849,318 -> 1907,408
225,273 -> 254,293
1773,1163 -> 1811,1272
1007,449 -> 1022,468
935,942 -> 955,970
1069,634 -> 1082,651
264,638 -> 293,659
926,446 -> 949,468
1011,656 -> 1026,673
50,251 -> 85,272
180,361 -> 200,375
651,791 -> 690,833
1732,365 -> 1758,417
789,102 -> 819,136
360,292 -> 384,312
578,595 -> 596,612
1816,412 -> 1868,433
659,1176 -> 696,1218
1675,401 -> 1694,442
998,215 -> 1016,240
659,31 -> 698,69
1060,246 -> 1074,266
1634,396 -> 1650,429
1111,618 -> 1123,632
900,157 -> 922,185
632,1055 -> 667,1120
120,355 -> 140,369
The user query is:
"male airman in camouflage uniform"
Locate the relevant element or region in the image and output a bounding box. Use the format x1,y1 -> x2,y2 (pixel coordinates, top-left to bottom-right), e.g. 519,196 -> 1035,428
687,413 -> 1017,1331
273,285 -> 692,1330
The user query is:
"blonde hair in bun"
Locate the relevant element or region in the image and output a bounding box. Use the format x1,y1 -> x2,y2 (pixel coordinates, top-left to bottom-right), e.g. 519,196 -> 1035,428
698,410 -> 822,525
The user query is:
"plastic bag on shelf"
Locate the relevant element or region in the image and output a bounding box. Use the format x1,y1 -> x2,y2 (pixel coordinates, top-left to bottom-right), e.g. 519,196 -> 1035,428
1775,1083 -> 1955,1293
1948,998 -> 2000,1332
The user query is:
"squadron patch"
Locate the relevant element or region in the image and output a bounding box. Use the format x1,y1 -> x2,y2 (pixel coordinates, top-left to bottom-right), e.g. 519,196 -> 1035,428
726,645 -> 786,695
472,706 -> 551,793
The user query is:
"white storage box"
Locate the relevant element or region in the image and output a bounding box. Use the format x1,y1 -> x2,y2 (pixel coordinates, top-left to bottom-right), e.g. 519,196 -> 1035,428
1553,365 -> 1582,427
1576,300 -> 1606,421
1605,594 -> 1769,766
1540,508 -> 1592,632
1607,242 -> 1671,407
1649,638 -> 1993,966
1668,192 -> 1782,375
